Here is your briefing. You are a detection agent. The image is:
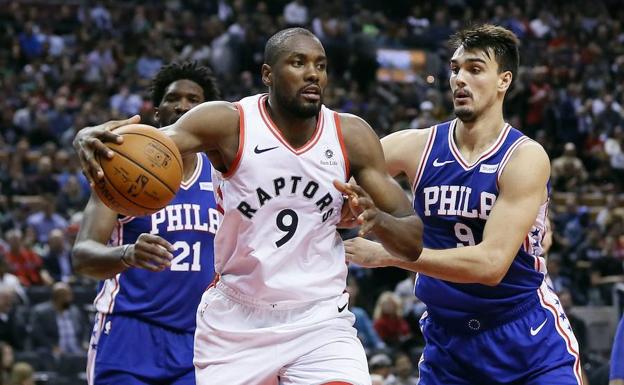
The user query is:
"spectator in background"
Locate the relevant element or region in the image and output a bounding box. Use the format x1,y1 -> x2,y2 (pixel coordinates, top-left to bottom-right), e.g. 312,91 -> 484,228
590,236 -> 624,305
284,0 -> 309,27
373,291 -> 410,348
27,156 -> 59,196
109,85 -> 143,117
0,287 -> 27,351
56,175 -> 88,217
551,142 -> 588,192
30,282 -> 86,357
4,229 -> 51,287
0,257 -> 27,305
9,361 -> 35,385
346,275 -> 386,352
1,342 -> 14,384
42,229 -> 73,283
369,353 -> 395,384
26,194 -> 68,245
386,352 -> 419,385
546,254 -> 571,294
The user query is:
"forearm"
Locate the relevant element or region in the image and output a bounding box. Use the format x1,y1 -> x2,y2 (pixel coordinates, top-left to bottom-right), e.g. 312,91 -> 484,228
368,242 -> 503,286
72,240 -> 128,280
372,212 -> 422,261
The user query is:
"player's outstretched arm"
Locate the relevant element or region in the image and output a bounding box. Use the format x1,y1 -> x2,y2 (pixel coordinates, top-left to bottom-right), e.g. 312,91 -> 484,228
73,102 -> 239,184
347,141 -> 550,286
72,193 -> 174,280
337,114 -> 423,262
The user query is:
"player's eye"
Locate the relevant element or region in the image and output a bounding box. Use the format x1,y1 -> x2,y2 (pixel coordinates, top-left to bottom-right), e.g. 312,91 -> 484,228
450,67 -> 459,74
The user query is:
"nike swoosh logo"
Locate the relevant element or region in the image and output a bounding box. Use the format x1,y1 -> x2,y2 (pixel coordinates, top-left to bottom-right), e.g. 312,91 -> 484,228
432,158 -> 455,167
254,145 -> 278,154
337,303 -> 348,313
530,318 -> 547,336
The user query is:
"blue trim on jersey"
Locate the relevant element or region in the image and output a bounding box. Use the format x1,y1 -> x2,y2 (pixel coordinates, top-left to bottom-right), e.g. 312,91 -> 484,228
99,153 -> 217,332
413,120 -> 545,321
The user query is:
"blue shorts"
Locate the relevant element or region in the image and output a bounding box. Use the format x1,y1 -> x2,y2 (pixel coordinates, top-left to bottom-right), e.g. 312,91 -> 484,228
87,313 -> 195,385
418,289 -> 582,385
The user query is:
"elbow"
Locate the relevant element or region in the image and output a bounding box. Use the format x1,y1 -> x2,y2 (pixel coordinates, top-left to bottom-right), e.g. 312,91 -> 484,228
479,251 -> 511,286
71,246 -> 88,275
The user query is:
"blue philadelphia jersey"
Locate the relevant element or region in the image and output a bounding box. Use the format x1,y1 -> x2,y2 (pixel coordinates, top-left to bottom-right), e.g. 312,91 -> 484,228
94,153 -> 218,332
413,120 -> 549,320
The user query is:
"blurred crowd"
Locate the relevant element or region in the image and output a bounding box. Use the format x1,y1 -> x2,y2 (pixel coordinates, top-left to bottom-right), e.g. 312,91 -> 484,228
1,0 -> 624,384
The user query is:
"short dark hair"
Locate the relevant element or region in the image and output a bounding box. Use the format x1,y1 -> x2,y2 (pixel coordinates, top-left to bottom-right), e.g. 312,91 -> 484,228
150,61 -> 221,106
449,24 -> 520,77
264,28 -> 318,66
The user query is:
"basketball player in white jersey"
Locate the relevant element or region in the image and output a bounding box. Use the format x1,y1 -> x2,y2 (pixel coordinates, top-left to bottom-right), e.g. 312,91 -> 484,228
73,28 -> 424,385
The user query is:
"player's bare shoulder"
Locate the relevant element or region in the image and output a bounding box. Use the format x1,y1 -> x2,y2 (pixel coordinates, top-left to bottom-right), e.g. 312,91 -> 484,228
335,113 -> 383,172
382,126 -> 434,183
499,138 -> 550,198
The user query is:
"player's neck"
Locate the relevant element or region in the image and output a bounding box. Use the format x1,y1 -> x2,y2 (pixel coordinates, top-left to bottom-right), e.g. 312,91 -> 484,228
181,154 -> 198,181
265,96 -> 318,148
454,108 -> 506,158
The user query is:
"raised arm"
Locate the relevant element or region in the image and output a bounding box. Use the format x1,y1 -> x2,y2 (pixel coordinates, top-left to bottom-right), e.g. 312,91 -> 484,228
347,141 -> 550,286
336,113 -> 423,261
73,102 -> 240,183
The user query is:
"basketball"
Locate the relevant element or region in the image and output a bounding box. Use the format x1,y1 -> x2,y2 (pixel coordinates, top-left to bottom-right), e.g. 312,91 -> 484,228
93,124 -> 183,217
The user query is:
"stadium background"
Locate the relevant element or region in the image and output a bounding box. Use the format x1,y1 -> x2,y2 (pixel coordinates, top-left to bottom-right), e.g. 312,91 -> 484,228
0,0 -> 623,384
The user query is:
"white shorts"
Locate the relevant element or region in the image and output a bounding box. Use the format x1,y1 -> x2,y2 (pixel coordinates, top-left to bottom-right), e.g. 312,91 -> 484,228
194,281 -> 371,385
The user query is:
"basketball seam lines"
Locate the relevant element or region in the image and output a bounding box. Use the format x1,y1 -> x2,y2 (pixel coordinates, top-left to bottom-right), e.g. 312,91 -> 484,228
109,147 -> 178,196
118,131 -> 183,174
97,152 -> 166,211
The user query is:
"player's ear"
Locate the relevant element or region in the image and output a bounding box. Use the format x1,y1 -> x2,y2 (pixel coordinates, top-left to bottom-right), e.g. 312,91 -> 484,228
153,108 -> 160,124
261,64 -> 272,87
498,71 -> 512,93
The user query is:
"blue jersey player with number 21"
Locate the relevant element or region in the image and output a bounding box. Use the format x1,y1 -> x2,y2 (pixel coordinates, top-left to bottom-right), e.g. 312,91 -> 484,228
344,25 -> 583,385
72,62 -> 221,385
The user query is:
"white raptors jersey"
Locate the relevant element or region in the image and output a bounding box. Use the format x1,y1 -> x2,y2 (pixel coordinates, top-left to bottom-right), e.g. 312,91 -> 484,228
212,94 -> 349,304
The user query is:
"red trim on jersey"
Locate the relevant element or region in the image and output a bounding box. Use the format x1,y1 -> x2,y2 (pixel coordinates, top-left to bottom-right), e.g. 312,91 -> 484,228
333,112 -> 350,181
321,382 -> 354,385
216,185 -> 223,200
449,120 -> 511,170
106,276 -> 120,314
180,153 -> 202,189
496,136 -> 531,190
222,102 -> 245,178
258,95 -> 324,155
412,125 -> 437,192
216,203 -> 224,215
538,287 -> 583,384
206,273 -> 220,291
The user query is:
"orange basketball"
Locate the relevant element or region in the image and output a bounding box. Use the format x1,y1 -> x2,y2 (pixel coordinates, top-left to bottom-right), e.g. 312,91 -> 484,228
93,124 -> 183,217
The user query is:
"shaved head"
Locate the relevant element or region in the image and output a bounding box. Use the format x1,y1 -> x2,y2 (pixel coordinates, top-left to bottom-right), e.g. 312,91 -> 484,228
264,28 -> 319,66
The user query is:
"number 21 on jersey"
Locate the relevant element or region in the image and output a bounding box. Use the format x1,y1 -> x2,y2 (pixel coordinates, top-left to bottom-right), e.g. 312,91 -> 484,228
170,241 -> 202,271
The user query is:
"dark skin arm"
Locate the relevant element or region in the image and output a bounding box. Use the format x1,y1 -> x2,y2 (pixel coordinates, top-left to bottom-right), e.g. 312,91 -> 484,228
74,102 -> 240,183
334,114 -> 423,261
72,193 -> 175,280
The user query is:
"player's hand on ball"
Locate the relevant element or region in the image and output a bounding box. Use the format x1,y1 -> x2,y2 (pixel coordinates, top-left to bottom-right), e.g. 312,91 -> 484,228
333,180 -> 382,236
344,238 -> 388,268
73,115 -> 140,185
125,233 -> 174,272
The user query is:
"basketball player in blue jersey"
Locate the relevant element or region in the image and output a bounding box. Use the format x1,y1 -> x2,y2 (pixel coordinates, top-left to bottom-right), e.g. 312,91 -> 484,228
72,62 -> 221,385
344,25 -> 583,385
611,314 -> 624,385
74,28 -> 423,385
